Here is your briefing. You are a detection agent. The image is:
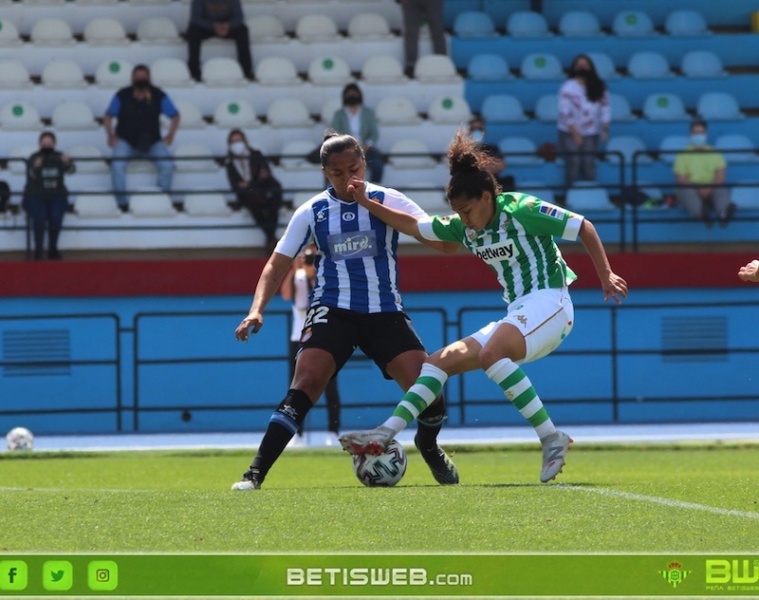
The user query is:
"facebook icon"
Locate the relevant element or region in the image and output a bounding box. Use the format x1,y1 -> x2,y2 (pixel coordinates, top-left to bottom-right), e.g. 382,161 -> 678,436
0,560 -> 28,590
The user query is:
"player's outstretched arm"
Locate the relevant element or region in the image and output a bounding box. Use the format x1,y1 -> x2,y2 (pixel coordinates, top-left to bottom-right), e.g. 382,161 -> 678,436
235,252 -> 293,341
578,219 -> 628,304
738,260 -> 759,282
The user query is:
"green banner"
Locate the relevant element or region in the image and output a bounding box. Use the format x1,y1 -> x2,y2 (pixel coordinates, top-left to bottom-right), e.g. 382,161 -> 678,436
1,554 -> 758,597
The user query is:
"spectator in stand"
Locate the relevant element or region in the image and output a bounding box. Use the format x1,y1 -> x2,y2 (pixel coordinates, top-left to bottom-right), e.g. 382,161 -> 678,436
398,0 -> 447,77
23,131 -> 75,260
186,0 -> 253,82
331,83 -> 384,184
467,116 -> 515,190
738,259 -> 759,282
103,65 -> 180,211
673,119 -> 736,227
557,54 -> 610,190
224,129 -> 283,254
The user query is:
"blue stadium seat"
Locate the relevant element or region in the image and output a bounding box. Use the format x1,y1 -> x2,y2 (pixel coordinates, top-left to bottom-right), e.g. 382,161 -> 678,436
680,51 -> 727,78
520,181 -> 555,204
534,94 -> 558,123
609,93 -> 636,122
520,53 -> 564,80
731,181 -> 759,209
627,51 -> 674,79
658,135 -> 690,164
454,11 -> 497,38
565,182 -> 615,211
497,137 -> 544,166
697,92 -> 745,121
467,54 -> 512,81
605,135 -> 653,166
481,94 -> 528,123
665,10 -> 710,37
587,52 -> 619,80
558,11 -> 604,38
715,134 -> 759,164
506,11 -> 552,38
612,10 -> 657,37
642,93 -> 689,121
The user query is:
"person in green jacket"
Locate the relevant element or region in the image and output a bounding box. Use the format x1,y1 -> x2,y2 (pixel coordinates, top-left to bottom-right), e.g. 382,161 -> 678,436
331,83 -> 384,183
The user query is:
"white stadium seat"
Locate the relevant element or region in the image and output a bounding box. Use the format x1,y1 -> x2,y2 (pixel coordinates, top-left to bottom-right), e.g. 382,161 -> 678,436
74,193 -> 122,217
84,17 -> 130,45
307,56 -> 352,86
213,99 -> 261,129
68,144 -> 110,174
0,102 -> 43,130
246,16 -> 288,43
169,99 -> 206,129
30,18 -> 75,46
201,57 -> 246,87
0,59 -> 31,89
137,17 -> 182,44
388,139 -> 436,169
280,140 -> 322,170
256,56 -> 301,86
173,143 -> 219,172
413,55 -> 460,83
150,58 -> 193,88
129,192 -> 178,217
427,95 -> 472,124
361,55 -> 406,84
295,14 -> 340,43
0,19 -> 22,46
41,59 -> 87,89
51,101 -> 99,130
376,96 -> 420,125
347,13 -> 393,40
266,98 -> 314,128
184,193 -> 233,217
95,59 -> 134,88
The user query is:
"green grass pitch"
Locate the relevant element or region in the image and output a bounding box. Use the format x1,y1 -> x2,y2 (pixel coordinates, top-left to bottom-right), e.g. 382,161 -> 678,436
1,443 -> 758,553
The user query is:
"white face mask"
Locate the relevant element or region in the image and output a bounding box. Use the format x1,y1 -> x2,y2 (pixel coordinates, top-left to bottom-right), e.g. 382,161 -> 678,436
230,141 -> 247,155
470,129 -> 485,143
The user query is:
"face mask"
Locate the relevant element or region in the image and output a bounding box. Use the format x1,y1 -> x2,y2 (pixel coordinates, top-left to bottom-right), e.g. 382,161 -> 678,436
230,141 -> 247,155
344,96 -> 361,106
690,134 -> 707,146
470,129 -> 485,143
40,147 -> 55,155
133,80 -> 149,90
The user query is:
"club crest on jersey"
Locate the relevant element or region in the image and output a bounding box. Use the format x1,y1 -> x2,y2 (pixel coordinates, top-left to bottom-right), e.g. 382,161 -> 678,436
342,212 -> 356,221
474,240 -> 519,264
538,204 -> 566,220
316,206 -> 328,222
328,230 -> 378,260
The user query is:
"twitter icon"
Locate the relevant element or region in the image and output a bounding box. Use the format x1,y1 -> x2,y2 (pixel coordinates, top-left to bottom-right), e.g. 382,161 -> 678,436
43,561 -> 73,591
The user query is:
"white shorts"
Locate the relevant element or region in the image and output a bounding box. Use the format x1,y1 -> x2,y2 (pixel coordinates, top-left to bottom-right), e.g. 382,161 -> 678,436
470,288 -> 574,365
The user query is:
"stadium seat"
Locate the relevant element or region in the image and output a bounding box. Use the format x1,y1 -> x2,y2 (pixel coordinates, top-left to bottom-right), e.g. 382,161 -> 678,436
481,94 -> 528,123
213,99 -> 260,129
320,98 -> 342,125
657,135 -> 689,164
714,134 -> 759,163
30,18 -> 75,46
347,13 -> 393,40
0,19 -> 22,46
74,193 -> 122,218
565,182 -> 615,211
0,59 -> 31,89
697,92 -> 745,121
520,53 -> 564,80
0,102 -> 42,130
665,10 -> 710,37
173,143 -> 219,172
612,11 -> 656,37
427,95 -> 472,124
520,182 -> 555,204
201,57 -> 246,87
497,137 -> 543,166
137,17 -> 182,44
605,135 -> 652,166
506,11 -> 552,38
150,58 -> 193,88
388,139 -> 437,169
295,14 -> 340,43
51,101 -> 99,130
453,11 -> 497,38
408,190 -> 449,213
609,93 -> 637,122
83,17 -> 130,45
266,98 -> 314,128
279,140 -> 321,170
534,94 -> 558,123
413,55 -> 460,83
642,93 -> 689,121
7,145 -> 36,174
376,96 -> 420,125
41,59 -> 87,89
246,16 -> 288,43
95,59 -> 134,88
129,192 -> 178,217
467,54 -> 512,81
256,56 -> 301,86
627,52 -> 674,79
731,181 -> 759,209
307,56 -> 352,86
68,144 -> 110,173
680,51 -> 727,78
184,193 -> 233,217
558,11 -> 604,38
360,55 -> 406,83
587,52 -> 619,80
167,99 -> 205,130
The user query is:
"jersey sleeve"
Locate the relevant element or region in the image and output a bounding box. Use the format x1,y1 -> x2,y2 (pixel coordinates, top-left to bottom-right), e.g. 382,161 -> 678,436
273,202 -> 313,258
417,214 -> 465,243
380,186 -> 428,220
512,194 -> 584,241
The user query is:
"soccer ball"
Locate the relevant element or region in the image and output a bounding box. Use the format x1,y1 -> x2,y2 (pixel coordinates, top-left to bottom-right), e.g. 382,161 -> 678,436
6,427 -> 34,451
352,440 -> 407,487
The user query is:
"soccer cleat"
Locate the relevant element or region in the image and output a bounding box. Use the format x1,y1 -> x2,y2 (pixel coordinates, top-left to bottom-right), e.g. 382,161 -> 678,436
415,434 -> 459,485
231,469 -> 261,491
539,430 -> 573,483
339,426 -> 395,455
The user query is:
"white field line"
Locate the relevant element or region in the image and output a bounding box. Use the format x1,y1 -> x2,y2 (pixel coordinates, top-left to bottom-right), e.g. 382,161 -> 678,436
561,484 -> 759,520
0,486 -> 154,493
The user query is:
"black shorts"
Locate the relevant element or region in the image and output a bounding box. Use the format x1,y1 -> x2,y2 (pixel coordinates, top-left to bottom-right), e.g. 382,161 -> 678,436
297,305 -> 426,379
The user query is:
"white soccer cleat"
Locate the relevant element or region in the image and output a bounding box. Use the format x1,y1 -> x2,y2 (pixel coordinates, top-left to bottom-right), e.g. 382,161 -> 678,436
339,426 -> 395,455
231,469 -> 261,490
540,430 -> 573,483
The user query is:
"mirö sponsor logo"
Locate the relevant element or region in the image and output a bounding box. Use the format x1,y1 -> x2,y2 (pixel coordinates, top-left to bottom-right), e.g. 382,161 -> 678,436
329,231 -> 377,260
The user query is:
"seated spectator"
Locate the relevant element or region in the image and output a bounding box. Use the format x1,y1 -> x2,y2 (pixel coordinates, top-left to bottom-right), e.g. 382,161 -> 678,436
187,0 -> 253,82
225,129 -> 283,254
331,83 -> 384,183
467,116 -> 515,190
673,119 -> 736,227
103,65 -> 181,210
23,131 -> 75,260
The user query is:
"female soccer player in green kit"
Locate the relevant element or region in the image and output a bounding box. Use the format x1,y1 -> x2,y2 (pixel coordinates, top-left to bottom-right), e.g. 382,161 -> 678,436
340,129 -> 628,482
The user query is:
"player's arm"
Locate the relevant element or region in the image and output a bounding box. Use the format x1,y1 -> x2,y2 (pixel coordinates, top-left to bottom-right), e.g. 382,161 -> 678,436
236,252 -> 293,340
578,219 -> 628,304
738,259 -> 759,282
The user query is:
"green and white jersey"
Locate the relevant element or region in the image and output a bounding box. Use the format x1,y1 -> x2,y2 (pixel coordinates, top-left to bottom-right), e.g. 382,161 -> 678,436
417,192 -> 584,304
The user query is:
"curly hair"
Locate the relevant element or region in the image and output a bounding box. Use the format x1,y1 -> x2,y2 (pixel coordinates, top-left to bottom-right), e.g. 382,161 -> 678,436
446,129 -> 501,206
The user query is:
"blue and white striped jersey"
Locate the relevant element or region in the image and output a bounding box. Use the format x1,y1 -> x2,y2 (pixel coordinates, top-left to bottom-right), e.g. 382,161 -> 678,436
273,183 -> 427,314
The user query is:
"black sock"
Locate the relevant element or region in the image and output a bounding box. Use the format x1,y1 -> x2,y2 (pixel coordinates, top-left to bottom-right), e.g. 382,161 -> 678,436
249,389 -> 312,482
415,396 -> 447,450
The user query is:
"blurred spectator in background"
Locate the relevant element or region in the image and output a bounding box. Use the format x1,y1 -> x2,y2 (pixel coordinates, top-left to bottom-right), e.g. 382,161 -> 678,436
23,131 -> 74,260
738,259 -> 759,282
103,65 -> 180,211
225,129 -> 283,254
558,54 -> 610,189
331,83 -> 384,183
399,0 -> 447,76
187,0 -> 253,82
674,119 -> 736,227
467,116 -> 515,190
281,245 -> 341,445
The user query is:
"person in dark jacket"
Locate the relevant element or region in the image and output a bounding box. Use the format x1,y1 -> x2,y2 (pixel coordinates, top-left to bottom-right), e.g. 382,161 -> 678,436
23,131 -> 75,260
102,64 -> 181,210
225,129 -> 283,254
187,0 -> 253,82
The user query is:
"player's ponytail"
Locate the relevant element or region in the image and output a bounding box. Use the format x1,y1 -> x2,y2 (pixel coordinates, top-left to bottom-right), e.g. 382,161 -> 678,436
446,129 -> 500,206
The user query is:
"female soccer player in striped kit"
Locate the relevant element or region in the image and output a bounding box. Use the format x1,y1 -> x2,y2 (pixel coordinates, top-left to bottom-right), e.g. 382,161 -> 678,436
232,132 -> 459,490
340,129 -> 628,483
